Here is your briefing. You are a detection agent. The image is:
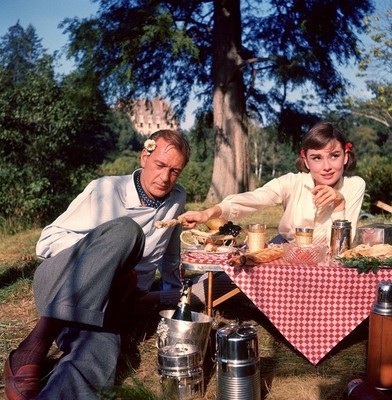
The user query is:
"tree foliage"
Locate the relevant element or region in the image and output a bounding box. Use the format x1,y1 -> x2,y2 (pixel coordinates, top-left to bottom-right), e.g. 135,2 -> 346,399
346,5 -> 392,128
63,0 -> 374,201
357,155 -> 392,214
0,23 -> 114,227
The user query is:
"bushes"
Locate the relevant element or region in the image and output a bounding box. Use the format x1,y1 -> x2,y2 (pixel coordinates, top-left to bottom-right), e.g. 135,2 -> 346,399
357,156 -> 392,214
178,161 -> 213,202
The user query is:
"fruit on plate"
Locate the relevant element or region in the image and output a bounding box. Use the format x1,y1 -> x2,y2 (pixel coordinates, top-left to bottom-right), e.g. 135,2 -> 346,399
205,218 -> 228,230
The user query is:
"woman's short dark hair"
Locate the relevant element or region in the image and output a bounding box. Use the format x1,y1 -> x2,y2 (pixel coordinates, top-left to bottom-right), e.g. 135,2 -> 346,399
295,122 -> 357,173
149,129 -> 191,166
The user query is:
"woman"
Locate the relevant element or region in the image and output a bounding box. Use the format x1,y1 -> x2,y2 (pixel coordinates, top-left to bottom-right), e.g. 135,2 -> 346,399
180,122 -> 366,246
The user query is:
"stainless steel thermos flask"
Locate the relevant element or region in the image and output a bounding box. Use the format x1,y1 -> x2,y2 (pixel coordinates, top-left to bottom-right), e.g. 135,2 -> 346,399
216,323 -> 261,400
367,282 -> 392,391
330,219 -> 351,255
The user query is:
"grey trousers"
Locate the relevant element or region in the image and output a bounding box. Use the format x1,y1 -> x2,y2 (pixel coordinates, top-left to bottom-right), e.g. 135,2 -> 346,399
33,217 -> 145,399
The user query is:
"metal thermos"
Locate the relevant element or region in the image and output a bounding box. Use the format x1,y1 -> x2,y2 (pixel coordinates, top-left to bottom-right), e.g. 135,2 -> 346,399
347,379 -> 390,399
330,219 -> 351,255
158,343 -> 204,399
367,282 -> 392,391
216,323 -> 261,400
156,310 -> 213,400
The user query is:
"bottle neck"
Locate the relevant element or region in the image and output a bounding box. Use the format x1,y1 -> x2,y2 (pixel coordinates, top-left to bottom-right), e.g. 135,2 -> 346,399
180,293 -> 188,304
179,284 -> 192,305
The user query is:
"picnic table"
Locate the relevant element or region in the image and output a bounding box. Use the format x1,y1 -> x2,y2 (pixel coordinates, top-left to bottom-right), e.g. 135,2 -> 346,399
181,250 -> 392,365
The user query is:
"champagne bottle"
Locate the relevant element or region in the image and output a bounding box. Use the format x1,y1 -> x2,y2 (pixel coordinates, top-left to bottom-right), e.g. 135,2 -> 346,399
172,279 -> 193,321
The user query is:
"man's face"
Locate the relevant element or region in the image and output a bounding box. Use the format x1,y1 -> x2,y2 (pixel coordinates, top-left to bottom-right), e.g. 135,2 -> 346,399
140,137 -> 186,199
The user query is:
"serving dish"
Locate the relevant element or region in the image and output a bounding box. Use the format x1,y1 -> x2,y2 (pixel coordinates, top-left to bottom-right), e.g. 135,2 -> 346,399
283,243 -> 327,265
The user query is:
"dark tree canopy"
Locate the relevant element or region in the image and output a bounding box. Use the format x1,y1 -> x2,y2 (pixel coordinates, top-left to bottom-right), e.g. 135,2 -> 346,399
63,0 -> 372,120
63,0 -> 374,200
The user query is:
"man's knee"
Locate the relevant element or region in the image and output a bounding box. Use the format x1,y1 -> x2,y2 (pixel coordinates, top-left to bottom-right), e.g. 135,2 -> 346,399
110,217 -> 144,243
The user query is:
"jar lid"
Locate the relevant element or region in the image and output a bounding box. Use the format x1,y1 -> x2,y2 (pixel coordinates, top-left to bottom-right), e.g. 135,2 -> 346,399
372,282 -> 392,316
332,219 -> 351,228
248,223 -> 266,231
296,227 -> 314,234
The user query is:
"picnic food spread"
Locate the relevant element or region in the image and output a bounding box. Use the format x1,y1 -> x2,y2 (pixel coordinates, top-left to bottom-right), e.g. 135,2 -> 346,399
179,220 -> 244,252
157,216 -> 392,270
339,243 -> 392,259
336,243 -> 392,273
228,246 -> 284,266
154,217 -> 185,228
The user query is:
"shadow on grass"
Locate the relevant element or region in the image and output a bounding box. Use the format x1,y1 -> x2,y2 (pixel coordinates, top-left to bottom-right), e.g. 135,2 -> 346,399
0,258 -> 40,289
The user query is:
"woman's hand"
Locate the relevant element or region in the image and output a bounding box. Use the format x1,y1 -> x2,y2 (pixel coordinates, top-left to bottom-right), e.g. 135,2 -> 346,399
312,185 -> 345,212
179,206 -> 222,229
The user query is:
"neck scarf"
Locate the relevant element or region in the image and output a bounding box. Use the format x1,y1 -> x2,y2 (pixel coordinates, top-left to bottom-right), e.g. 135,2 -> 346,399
134,170 -> 166,209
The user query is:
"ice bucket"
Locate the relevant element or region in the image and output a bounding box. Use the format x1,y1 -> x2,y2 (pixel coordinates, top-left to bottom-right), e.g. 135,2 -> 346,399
156,310 -> 213,360
216,323 -> 261,400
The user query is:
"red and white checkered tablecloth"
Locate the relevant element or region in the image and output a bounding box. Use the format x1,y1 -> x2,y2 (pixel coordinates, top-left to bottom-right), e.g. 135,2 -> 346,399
181,251 -> 392,365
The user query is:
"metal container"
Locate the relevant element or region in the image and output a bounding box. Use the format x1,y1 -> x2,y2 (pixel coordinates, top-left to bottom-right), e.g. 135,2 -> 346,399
158,344 -> 204,399
357,224 -> 392,246
367,282 -> 392,391
158,344 -> 202,373
372,282 -> 392,316
216,323 -> 261,400
330,219 -> 351,255
156,310 -> 213,360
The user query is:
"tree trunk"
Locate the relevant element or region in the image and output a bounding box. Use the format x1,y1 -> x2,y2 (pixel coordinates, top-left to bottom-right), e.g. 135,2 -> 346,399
206,0 -> 250,203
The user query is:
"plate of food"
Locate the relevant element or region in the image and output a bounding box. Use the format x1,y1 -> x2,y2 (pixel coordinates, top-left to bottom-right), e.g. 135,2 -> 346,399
228,245 -> 284,266
336,243 -> 392,273
180,220 -> 247,252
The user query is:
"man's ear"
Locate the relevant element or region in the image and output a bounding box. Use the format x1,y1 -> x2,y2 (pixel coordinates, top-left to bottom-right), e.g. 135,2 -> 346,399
140,149 -> 148,168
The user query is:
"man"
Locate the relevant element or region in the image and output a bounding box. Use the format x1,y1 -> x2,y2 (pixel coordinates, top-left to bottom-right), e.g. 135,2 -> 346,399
4,129 -> 190,399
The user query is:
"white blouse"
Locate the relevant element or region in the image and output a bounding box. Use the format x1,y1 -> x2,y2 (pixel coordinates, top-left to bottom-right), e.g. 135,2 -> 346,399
218,172 -> 366,245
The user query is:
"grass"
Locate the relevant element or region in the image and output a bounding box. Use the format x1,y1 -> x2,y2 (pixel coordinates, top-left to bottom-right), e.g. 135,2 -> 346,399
0,208 -> 391,399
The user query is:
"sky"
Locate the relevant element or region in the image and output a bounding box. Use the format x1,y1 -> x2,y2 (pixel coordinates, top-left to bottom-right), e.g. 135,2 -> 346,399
0,0 -> 99,74
0,0 -> 385,129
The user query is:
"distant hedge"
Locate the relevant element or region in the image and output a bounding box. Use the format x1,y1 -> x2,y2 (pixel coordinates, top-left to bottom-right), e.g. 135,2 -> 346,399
357,156 -> 392,215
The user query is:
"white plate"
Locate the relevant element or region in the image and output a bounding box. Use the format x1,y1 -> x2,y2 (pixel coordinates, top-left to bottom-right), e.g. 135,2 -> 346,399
184,246 -> 235,254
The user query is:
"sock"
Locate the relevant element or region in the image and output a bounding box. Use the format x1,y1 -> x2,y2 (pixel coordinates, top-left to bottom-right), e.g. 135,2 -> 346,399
10,317 -> 64,373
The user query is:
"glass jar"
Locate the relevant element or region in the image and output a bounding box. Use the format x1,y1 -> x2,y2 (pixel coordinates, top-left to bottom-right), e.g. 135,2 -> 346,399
295,227 -> 314,247
248,224 -> 266,253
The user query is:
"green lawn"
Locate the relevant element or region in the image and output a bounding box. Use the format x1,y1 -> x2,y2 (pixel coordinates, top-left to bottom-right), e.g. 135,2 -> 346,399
1,208 -> 391,399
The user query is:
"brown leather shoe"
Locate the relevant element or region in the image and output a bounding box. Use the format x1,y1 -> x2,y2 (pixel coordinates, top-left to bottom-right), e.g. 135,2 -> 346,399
3,351 -> 42,400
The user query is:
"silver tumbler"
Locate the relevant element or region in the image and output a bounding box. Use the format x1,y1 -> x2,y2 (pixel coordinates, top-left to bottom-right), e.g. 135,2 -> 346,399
330,219 -> 351,256
216,323 -> 261,400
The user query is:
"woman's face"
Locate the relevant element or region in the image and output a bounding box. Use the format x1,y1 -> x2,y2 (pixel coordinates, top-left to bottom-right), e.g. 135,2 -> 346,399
304,139 -> 348,186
